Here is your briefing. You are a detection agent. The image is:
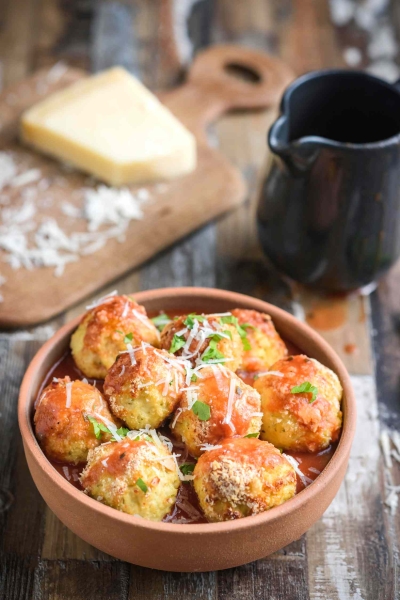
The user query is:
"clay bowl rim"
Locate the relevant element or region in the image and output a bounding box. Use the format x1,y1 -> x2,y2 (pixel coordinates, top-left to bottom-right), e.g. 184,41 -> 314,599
18,286 -> 356,536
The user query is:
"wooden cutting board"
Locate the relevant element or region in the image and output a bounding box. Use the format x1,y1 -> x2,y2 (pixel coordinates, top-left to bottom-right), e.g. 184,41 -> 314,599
0,45 -> 293,328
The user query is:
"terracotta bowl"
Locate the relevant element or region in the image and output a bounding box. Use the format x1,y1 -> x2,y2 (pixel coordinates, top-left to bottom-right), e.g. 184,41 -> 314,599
18,287 -> 356,572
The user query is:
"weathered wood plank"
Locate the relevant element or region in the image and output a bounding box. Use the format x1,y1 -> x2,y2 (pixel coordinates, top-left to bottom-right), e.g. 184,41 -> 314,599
128,567 -> 217,600
0,340 -> 46,599
307,374 -> 393,600
217,554 -> 309,600
41,507 -> 111,561
34,560 -> 130,600
0,0 -> 398,598
0,0 -> 36,85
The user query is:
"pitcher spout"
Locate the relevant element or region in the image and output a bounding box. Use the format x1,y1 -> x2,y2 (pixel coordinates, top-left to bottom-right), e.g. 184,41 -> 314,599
268,116 -> 320,172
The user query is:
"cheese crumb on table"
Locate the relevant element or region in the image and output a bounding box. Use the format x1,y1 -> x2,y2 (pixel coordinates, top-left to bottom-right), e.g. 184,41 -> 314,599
20,67 -> 197,186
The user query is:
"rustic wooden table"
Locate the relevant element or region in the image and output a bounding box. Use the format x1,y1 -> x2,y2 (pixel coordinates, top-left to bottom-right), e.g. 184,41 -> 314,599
1,1 -> 400,598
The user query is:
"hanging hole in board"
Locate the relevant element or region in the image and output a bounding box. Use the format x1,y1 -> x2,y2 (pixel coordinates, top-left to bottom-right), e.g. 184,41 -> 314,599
224,62 -> 262,84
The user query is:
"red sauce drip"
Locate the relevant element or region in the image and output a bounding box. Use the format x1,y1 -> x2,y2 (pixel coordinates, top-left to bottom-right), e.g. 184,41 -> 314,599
306,296 -> 348,331
36,308 -> 339,524
344,343 -> 357,355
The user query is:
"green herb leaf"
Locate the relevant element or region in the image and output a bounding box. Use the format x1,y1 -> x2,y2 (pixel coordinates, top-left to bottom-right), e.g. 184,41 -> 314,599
116,330 -> 123,335
191,374 -> 198,382
136,478 -> 148,493
220,315 -> 235,325
87,416 -> 129,441
201,334 -> 226,363
151,313 -> 171,331
291,382 -> 318,403
244,433 -> 259,438
87,416 -> 110,439
192,400 -> 211,421
201,338 -> 225,363
124,332 -> 133,344
220,315 -> 251,351
180,463 -> 195,475
115,426 -> 130,437
170,334 -> 186,354
241,336 -> 251,351
184,313 -> 205,329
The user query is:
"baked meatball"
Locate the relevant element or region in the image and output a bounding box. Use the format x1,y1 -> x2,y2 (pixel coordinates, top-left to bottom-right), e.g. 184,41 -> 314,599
80,437 -> 180,521
254,355 -> 343,452
171,365 -> 261,458
70,294 -> 160,379
34,377 -> 118,464
194,437 -> 296,522
231,309 -> 288,372
104,345 -> 184,429
160,313 -> 243,372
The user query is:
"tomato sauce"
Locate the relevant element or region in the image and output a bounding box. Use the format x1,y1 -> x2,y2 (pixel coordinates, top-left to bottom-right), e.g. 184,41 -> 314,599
35,310 -> 339,524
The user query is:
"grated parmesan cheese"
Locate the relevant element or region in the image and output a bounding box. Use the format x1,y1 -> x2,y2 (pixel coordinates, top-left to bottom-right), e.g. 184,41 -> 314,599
132,308 -> 154,329
171,408 -> 182,429
0,152 -> 17,189
0,180 -> 148,287
93,411 -> 122,442
86,290 -> 118,309
199,443 -> 222,452
222,378 -> 236,430
126,343 -> 137,366
283,454 -> 313,487
10,168 -> 41,188
65,381 -> 72,408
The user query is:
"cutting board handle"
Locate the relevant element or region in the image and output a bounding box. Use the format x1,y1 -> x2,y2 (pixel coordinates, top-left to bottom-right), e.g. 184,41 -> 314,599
162,44 -> 294,140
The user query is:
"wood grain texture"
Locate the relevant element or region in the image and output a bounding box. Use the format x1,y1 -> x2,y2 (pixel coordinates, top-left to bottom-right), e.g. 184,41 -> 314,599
0,0 -> 399,598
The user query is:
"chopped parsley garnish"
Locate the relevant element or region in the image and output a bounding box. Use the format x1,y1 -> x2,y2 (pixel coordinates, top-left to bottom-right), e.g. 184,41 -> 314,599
192,400 -> 211,421
115,426 -> 130,438
244,433 -> 259,438
87,416 -> 129,440
220,315 -> 252,351
151,313 -> 171,331
136,478 -> 148,493
201,335 -> 225,362
88,415 -> 109,439
291,382 -> 318,403
184,313 -> 205,329
170,334 -> 186,354
191,374 -> 198,382
124,332 -> 133,344
180,463 -> 196,475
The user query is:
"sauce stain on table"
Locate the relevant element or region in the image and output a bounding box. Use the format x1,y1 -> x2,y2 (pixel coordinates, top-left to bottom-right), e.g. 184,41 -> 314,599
306,296 -> 349,330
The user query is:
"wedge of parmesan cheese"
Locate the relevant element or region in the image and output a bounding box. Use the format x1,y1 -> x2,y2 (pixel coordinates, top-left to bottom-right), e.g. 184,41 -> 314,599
20,67 -> 197,186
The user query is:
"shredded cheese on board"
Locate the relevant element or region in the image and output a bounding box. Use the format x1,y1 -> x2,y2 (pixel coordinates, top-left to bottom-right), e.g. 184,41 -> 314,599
0,157 -> 150,294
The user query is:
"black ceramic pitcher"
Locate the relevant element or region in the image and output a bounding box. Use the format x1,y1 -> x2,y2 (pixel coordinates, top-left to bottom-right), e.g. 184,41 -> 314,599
257,70 -> 400,292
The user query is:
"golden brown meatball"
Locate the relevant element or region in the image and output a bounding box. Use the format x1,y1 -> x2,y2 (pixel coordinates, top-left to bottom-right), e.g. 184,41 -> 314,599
171,365 -> 261,458
104,345 -> 184,429
194,437 -> 296,522
254,355 -> 343,452
80,437 -> 180,521
231,309 -> 288,372
70,294 -> 160,379
34,377 -> 118,464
